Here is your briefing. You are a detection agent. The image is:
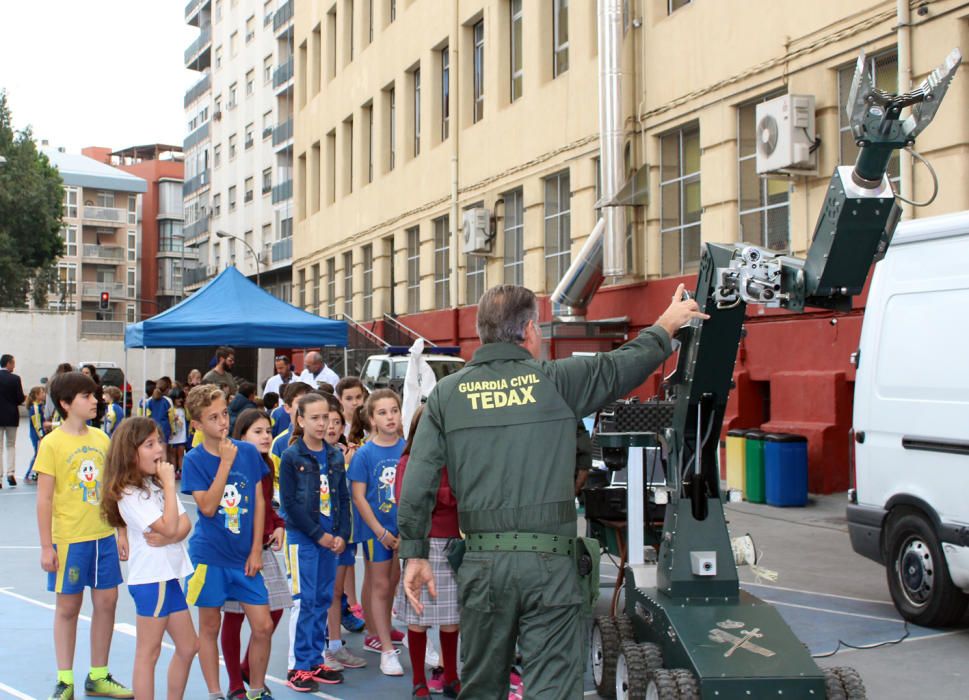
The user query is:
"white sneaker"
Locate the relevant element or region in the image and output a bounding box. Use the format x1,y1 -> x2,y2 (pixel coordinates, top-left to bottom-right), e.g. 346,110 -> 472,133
380,650 -> 404,676
425,641 -> 440,669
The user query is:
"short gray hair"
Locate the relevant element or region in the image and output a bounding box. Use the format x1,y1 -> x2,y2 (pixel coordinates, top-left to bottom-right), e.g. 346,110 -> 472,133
476,285 -> 539,344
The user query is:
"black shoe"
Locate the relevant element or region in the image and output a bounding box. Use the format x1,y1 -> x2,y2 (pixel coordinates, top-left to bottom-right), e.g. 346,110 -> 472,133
443,680 -> 461,699
7,475 -> 16,487
286,669 -> 318,693
309,664 -> 343,685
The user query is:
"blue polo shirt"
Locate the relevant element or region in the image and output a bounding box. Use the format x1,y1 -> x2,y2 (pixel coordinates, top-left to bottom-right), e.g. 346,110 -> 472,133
181,439 -> 269,567
347,438 -> 404,542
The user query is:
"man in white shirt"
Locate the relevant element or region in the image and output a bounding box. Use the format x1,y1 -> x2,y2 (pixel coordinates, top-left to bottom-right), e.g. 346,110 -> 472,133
262,355 -> 296,398
298,351 -> 339,390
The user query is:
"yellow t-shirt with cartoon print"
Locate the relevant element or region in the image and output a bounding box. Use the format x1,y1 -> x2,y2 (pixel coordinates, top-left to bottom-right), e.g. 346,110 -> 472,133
34,427 -> 114,544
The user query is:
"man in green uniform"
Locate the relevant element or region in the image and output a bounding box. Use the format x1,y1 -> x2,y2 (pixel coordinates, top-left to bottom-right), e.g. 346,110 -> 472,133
398,283 -> 706,699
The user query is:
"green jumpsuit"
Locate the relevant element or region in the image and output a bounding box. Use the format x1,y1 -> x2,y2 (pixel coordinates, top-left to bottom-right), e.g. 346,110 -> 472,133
398,326 -> 673,699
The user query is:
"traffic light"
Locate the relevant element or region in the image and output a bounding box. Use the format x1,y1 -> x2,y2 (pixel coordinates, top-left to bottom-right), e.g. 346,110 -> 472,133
99,291 -> 110,311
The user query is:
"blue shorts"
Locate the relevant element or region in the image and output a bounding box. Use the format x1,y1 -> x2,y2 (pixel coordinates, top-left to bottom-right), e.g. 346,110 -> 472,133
48,535 -> 123,594
185,563 -> 268,608
364,538 -> 395,563
338,542 -> 358,567
129,579 -> 189,618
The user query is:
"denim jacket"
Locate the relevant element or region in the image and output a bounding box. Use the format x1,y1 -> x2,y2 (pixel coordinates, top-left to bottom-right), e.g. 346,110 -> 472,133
279,438 -> 351,543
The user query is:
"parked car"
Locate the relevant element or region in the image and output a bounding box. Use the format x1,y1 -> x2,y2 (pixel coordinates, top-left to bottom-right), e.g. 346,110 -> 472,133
79,361 -> 133,416
360,347 -> 465,395
848,210 -> 969,626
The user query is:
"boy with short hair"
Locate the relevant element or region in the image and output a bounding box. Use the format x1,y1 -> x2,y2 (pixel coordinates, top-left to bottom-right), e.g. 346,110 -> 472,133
36,372 -> 133,700
181,384 -> 275,700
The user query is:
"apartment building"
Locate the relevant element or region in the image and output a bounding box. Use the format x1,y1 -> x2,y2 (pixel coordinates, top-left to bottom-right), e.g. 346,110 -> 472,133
293,0 -> 608,326
83,145 -> 187,314
42,148 -> 147,337
291,0 -> 969,493
183,0 -> 295,301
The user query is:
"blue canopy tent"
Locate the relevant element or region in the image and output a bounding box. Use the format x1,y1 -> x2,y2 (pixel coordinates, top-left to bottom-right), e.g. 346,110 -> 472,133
124,267 -> 348,404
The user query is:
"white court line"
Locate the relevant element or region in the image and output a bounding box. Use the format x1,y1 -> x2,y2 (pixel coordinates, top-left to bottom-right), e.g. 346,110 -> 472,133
0,546 -> 40,550
0,587 -> 347,700
760,597 -> 905,624
743,581 -> 895,607
0,491 -> 37,496
0,681 -> 36,699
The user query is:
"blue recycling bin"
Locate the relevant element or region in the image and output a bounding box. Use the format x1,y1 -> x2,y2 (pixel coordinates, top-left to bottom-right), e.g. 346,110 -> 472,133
764,433 -> 808,507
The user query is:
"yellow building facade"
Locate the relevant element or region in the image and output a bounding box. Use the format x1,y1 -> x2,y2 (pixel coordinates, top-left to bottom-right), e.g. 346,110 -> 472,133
292,0 -> 969,322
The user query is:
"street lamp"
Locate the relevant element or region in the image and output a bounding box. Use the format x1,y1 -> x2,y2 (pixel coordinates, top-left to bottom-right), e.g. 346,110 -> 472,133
216,229 -> 261,287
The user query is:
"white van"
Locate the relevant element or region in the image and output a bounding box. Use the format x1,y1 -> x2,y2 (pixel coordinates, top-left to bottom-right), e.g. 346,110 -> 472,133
848,210 -> 969,627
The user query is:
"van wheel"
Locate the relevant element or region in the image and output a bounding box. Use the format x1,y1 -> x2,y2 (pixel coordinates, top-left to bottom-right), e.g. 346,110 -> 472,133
886,511 -> 968,626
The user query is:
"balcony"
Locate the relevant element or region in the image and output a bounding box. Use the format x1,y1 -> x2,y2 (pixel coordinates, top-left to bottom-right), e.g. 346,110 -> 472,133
185,26 -> 212,70
272,180 -> 293,204
271,237 -> 293,263
81,320 -> 124,337
184,73 -> 211,107
184,265 -> 217,287
184,216 -> 209,241
185,0 -> 209,24
183,121 -> 210,151
82,206 -> 126,224
273,0 -> 293,33
272,118 -> 293,147
183,170 -> 210,196
273,57 -> 294,90
82,244 -> 125,261
81,282 -> 125,298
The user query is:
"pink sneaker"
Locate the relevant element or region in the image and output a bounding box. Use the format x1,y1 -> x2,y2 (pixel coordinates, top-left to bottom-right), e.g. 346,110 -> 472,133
427,668 -> 445,694
508,671 -> 523,700
349,603 -> 365,621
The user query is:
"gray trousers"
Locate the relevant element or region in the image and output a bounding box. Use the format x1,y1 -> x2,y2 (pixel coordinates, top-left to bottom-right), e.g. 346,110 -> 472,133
1,425 -> 16,477
456,550 -> 585,700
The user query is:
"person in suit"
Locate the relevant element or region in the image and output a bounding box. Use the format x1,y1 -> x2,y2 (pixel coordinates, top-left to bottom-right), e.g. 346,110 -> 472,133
0,354 -> 26,487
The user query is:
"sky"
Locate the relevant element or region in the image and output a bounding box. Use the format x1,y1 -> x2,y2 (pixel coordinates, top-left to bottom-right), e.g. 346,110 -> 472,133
0,1 -> 198,155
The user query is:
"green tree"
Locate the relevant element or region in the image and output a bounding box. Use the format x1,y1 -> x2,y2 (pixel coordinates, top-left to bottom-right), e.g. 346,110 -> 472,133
0,90 -> 64,308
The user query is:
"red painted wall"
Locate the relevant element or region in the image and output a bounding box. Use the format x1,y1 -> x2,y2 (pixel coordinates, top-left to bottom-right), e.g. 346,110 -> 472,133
388,273 -> 872,494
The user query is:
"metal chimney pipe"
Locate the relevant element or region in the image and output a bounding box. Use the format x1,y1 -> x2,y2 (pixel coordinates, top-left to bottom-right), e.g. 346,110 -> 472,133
551,0 -> 624,319
599,0 -> 626,278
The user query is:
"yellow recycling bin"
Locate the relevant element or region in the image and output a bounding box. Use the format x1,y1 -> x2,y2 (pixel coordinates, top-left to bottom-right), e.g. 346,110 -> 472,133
725,428 -> 749,496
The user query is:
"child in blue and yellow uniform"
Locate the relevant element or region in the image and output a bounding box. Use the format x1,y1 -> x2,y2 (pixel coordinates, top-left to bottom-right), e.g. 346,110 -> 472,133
25,385 -> 46,481
181,384 -> 275,700
279,393 -> 350,692
349,388 -> 406,676
144,378 -> 176,445
35,372 -> 133,699
102,386 -> 124,439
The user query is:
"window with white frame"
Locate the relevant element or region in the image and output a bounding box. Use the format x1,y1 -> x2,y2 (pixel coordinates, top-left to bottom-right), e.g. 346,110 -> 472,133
53,263 -> 77,308
503,187 -> 524,285
262,167 -> 272,194
65,187 -> 78,218
228,185 -> 237,212
510,0 -> 523,101
473,20 -> 484,123
406,226 -> 420,313
214,143 -> 222,168
228,82 -> 238,108
128,230 -> 137,262
298,268 -> 307,309
343,251 -> 354,317
464,202 -> 486,304
127,268 -> 136,298
244,177 -> 254,203
441,47 -> 449,140
362,244 -> 374,320
388,86 -> 396,170
434,215 -> 450,308
96,191 -> 114,208
553,0 -> 569,77
229,133 -> 237,159
213,193 -> 222,217
544,171 -> 571,289
660,125 -> 701,275
127,304 -> 136,323
839,52 -> 900,185
129,195 -> 138,224
245,123 -> 254,149
61,225 -> 78,257
246,69 -> 255,96
264,55 -> 273,83
738,96 -> 790,251
327,257 -> 337,317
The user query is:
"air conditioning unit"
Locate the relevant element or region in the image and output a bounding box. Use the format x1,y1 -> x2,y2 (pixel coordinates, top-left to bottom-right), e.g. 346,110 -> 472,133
754,94 -> 817,175
213,110 -> 223,121
462,207 -> 492,255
